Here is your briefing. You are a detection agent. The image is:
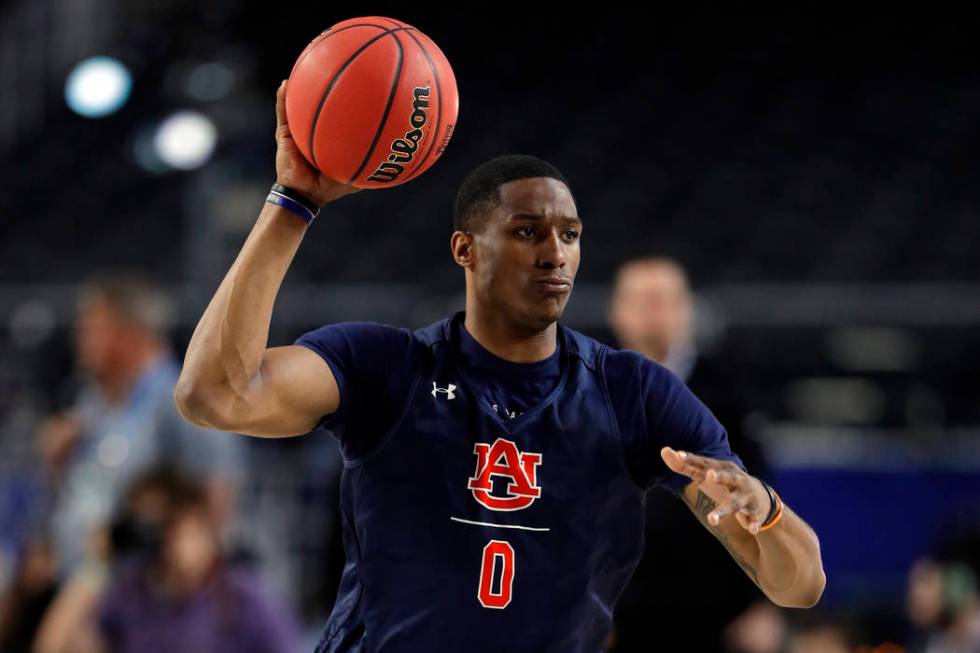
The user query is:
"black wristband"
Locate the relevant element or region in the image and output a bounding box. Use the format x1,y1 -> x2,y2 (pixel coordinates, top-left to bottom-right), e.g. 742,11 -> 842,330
759,479 -> 778,526
271,183 -> 320,215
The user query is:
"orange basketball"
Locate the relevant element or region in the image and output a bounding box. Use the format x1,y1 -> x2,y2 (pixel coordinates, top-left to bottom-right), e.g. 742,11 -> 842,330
285,16 -> 459,189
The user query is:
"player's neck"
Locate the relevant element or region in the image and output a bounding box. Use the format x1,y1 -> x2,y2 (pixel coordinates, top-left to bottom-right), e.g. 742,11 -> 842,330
463,309 -> 557,363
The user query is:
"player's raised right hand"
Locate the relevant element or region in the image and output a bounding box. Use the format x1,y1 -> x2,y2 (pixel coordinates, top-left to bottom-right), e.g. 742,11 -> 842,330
275,80 -> 362,207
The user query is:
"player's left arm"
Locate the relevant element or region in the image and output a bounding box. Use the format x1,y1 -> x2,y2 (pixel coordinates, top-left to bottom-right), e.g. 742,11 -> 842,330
661,446 -> 826,609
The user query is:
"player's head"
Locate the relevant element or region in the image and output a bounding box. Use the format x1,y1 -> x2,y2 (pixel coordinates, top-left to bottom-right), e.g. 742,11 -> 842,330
451,155 -> 581,333
608,257 -> 693,362
75,271 -> 172,383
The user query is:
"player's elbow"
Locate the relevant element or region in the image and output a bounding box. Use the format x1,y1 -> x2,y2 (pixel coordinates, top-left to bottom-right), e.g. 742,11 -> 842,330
801,568 -> 827,608
796,545 -> 828,608
174,374 -> 237,431
174,376 -> 211,427
771,568 -> 826,609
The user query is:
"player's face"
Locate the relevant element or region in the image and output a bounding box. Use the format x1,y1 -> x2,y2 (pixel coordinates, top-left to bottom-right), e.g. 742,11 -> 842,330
471,177 -> 582,331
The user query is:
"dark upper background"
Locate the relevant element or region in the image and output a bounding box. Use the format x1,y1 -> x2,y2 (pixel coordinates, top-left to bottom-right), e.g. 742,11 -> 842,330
3,6 -> 978,284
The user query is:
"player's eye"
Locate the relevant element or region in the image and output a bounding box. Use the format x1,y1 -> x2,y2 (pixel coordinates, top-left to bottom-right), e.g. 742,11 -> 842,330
515,226 -> 536,238
563,229 -> 580,241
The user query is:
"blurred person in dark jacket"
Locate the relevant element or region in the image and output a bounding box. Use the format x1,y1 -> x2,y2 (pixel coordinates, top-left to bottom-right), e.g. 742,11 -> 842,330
34,466 -> 181,653
34,467 -> 300,653
608,257 -> 770,653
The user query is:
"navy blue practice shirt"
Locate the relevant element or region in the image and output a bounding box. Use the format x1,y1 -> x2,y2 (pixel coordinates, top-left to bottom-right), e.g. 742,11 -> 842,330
296,311 -> 745,653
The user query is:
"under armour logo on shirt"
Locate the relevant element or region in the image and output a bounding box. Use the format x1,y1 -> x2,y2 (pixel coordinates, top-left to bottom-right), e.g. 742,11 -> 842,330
432,382 -> 457,400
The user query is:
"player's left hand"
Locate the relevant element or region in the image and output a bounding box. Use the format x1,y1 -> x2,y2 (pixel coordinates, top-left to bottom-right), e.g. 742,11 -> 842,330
660,446 -> 771,535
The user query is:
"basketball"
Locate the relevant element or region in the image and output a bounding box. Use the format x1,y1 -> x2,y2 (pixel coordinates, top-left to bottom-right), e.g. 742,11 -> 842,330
285,16 -> 459,189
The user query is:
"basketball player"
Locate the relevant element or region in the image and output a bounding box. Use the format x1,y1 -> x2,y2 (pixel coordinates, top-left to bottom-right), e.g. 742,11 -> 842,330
175,81 -> 825,652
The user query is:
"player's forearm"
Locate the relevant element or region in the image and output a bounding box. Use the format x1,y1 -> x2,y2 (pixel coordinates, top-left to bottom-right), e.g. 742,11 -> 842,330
683,482 -> 825,608
717,502 -> 826,608
754,504 -> 825,607
175,202 -> 307,427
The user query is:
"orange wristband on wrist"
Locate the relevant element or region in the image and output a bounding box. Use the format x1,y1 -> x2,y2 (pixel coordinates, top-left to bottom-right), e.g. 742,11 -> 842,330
758,490 -> 783,532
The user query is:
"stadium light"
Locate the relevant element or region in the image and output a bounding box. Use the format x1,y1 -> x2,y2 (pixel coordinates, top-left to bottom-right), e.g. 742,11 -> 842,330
153,110 -> 218,170
64,56 -> 132,118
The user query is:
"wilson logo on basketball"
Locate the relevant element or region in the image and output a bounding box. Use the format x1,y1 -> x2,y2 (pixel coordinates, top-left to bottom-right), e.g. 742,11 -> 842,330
366,86 -> 430,183
467,438 -> 542,511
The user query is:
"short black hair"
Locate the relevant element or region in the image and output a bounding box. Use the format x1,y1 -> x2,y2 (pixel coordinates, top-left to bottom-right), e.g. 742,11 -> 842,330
453,154 -> 572,232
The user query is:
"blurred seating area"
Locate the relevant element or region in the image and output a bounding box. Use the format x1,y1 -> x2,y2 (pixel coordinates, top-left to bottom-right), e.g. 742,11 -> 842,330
2,11 -> 978,286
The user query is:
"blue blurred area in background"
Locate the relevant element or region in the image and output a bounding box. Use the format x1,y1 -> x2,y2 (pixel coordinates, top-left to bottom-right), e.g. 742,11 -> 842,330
777,467 -> 980,604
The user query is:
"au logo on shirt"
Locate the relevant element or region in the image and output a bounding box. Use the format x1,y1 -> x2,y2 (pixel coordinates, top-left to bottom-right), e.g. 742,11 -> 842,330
467,438 -> 542,511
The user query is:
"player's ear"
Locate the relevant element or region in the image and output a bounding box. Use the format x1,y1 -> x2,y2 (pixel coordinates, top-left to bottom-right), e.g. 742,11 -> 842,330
451,230 -> 475,268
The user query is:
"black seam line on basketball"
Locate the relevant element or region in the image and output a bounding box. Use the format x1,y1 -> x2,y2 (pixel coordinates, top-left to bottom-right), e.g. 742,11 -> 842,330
399,29 -> 442,183
290,23 -> 390,79
368,19 -> 439,183
305,23 -> 394,167
307,25 -> 411,169
347,29 -> 406,183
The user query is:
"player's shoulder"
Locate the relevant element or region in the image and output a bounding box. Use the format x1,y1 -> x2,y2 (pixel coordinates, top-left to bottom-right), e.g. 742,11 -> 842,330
301,319 -> 412,338
598,340 -> 680,393
293,321 -> 426,387
296,320 -> 415,351
557,323 -> 672,382
411,314 -> 454,348
557,322 -> 608,373
295,317 -> 459,377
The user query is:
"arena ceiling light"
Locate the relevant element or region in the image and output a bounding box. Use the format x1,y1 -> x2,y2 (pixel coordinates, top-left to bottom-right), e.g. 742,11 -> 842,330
64,56 -> 132,118
153,110 -> 218,170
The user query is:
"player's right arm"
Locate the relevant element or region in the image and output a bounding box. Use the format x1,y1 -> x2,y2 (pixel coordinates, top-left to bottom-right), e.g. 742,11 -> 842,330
174,80 -> 361,437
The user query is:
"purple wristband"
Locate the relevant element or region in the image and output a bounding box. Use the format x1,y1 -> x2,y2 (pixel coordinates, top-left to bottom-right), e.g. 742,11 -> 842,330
266,190 -> 316,225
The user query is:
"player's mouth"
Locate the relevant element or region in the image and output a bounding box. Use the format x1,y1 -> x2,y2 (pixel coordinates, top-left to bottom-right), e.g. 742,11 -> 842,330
535,276 -> 573,294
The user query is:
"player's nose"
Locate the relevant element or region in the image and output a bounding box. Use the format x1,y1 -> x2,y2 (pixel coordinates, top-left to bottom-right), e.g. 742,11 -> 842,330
536,230 -> 568,269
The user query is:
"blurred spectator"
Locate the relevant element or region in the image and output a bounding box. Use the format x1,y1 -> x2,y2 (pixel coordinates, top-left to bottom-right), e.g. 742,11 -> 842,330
608,257 -> 696,377
0,538 -> 57,653
33,466 -> 181,653
907,558 -> 947,650
40,272 -> 243,575
35,467 -> 300,653
608,257 -> 769,652
723,600 -> 788,653
906,558 -> 980,653
785,619 -> 854,653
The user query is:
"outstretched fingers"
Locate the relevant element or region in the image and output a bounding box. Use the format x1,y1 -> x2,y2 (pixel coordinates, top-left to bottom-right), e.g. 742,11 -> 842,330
660,447 -> 708,482
707,495 -> 740,525
661,447 -> 734,480
706,468 -> 742,489
707,490 -> 762,526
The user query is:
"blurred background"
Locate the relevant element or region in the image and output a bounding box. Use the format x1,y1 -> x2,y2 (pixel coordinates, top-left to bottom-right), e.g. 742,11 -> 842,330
1,3 -> 979,652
